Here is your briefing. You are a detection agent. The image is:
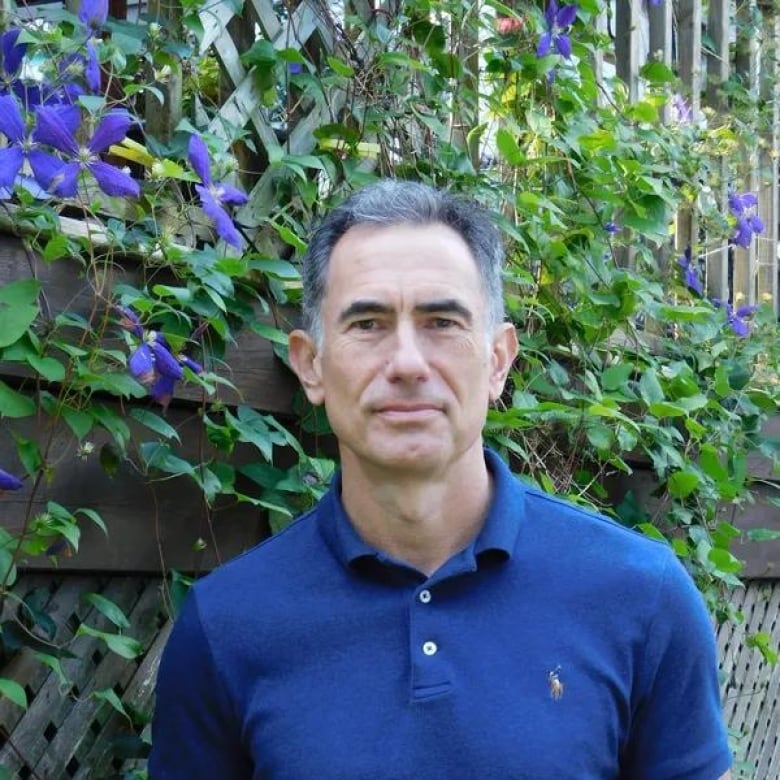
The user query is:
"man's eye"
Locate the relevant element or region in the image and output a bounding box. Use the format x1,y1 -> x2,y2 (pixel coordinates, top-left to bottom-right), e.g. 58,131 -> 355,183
432,317 -> 457,329
352,319 -> 378,331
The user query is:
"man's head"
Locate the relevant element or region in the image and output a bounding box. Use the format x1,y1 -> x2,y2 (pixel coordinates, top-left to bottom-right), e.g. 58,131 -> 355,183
289,180 -> 517,478
300,180 -> 507,347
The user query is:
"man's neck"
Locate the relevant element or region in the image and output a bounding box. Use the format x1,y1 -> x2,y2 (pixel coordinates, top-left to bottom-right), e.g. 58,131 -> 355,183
339,448 -> 493,576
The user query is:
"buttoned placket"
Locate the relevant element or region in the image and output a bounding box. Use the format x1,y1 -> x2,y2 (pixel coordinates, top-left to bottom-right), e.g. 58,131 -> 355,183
410,584 -> 452,699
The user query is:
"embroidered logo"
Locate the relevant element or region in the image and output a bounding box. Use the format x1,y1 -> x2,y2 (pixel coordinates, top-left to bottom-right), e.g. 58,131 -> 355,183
548,665 -> 564,701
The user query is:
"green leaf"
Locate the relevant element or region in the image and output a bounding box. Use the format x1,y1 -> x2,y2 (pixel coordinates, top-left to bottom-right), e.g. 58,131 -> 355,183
699,445 -> 728,483
667,470 -> 700,498
92,687 -> 131,721
636,523 -> 667,542
0,380 -> 35,418
62,406 -> 94,440
130,408 -> 181,442
639,368 -> 664,405
708,547 -> 743,574
495,128 -> 525,165
41,234 -> 72,263
0,677 -> 27,709
82,593 -> 131,629
139,442 -> 194,477
76,624 -> 143,659
0,279 -> 40,348
326,55 -> 354,77
75,507 -> 108,536
601,363 -> 633,392
639,61 -> 676,83
250,321 -> 289,346
33,652 -> 70,687
746,528 -> 780,542
26,354 -> 65,382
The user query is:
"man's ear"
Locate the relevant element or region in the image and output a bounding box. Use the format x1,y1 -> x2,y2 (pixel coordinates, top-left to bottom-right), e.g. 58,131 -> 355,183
288,329 -> 325,405
488,322 -> 518,403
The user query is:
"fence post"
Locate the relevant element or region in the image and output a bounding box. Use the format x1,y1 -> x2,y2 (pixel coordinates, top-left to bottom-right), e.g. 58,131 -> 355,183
733,0 -> 761,306
704,0 -> 730,303
145,0 -> 184,143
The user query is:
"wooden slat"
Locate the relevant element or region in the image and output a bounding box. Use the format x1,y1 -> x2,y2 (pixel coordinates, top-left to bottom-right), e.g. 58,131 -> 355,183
0,233 -> 299,416
32,579 -> 165,776
0,402 -> 275,573
718,581 -> 780,777
615,0 -> 645,102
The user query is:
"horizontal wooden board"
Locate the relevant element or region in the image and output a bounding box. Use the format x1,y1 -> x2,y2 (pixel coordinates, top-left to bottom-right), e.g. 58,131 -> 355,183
0,233 -> 299,415
606,466 -> 780,579
0,402 -> 284,573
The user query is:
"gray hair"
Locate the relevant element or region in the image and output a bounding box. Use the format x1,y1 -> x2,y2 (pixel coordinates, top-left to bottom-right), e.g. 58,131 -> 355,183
300,180 -> 507,345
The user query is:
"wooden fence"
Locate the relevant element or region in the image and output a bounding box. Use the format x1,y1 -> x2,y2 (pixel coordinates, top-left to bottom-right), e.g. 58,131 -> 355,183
0,0 -> 779,775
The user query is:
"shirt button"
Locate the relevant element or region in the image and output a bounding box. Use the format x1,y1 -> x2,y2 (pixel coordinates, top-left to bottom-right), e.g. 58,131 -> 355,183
422,641 -> 438,656
419,589 -> 432,604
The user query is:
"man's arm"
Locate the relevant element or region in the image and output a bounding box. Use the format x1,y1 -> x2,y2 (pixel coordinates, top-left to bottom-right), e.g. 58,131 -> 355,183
149,590 -> 252,778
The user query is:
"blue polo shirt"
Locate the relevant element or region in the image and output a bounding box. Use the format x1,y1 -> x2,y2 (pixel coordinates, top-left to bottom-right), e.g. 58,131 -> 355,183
150,449 -> 731,779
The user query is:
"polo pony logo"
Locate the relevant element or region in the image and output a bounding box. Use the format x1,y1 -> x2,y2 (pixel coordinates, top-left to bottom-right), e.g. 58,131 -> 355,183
548,665 -> 564,701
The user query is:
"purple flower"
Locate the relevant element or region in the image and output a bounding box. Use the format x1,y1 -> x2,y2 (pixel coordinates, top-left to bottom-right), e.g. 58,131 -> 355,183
537,0 -> 578,59
116,305 -> 143,337
605,221 -> 618,235
0,467 -> 23,491
129,332 -> 183,386
0,29 -> 25,89
0,96 -> 76,196
149,373 -> 177,407
677,246 -> 702,295
713,299 -> 756,337
670,93 -> 691,124
34,107 -> 140,198
78,0 -> 108,31
188,133 -> 248,248
728,191 -> 764,248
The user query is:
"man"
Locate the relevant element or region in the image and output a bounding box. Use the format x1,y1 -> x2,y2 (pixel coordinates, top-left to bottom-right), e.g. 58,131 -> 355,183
150,180 -> 732,779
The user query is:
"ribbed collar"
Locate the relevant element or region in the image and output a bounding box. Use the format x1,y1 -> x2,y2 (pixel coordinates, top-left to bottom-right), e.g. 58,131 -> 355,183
317,448 -> 525,579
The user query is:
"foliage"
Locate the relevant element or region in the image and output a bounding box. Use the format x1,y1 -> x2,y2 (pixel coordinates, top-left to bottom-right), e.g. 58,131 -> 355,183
0,0 -> 778,772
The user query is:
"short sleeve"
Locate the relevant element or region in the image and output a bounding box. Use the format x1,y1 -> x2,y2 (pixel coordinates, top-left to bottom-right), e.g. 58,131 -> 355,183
622,551 -> 732,779
149,588 -> 252,779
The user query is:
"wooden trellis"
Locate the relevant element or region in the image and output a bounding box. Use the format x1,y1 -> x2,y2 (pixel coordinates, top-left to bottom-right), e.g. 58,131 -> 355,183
610,0 -> 779,313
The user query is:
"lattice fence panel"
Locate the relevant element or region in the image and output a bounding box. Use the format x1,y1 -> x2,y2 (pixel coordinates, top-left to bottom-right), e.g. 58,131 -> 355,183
199,0 -> 363,230
719,580 -> 780,778
0,574 -> 167,778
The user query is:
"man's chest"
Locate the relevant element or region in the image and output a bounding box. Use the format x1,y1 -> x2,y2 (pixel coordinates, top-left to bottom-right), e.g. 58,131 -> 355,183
237,614 -> 633,779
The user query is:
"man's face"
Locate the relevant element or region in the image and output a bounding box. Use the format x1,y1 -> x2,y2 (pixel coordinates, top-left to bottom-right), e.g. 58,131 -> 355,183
290,222 -> 517,477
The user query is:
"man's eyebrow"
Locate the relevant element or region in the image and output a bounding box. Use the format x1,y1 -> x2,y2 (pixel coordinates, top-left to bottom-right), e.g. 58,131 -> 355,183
338,300 -> 393,323
414,299 -> 473,324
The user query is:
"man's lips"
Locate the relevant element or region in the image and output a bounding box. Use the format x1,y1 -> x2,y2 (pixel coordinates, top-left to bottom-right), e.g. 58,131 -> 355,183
374,403 -> 443,419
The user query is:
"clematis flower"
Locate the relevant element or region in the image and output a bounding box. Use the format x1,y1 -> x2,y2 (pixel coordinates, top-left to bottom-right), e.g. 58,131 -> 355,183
713,299 -> 756,337
0,28 -> 26,92
728,190 -> 763,249
78,0 -> 108,31
670,93 -> 691,124
0,467 -> 23,491
116,304 -> 143,337
676,246 -> 702,295
129,331 -> 183,387
0,95 -> 77,197
188,133 -> 248,248
33,106 -> 140,198
537,0 -> 578,59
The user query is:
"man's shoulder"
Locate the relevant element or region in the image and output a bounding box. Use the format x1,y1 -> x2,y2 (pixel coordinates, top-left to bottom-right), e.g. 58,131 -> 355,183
192,504 -> 327,597
518,480 -> 675,567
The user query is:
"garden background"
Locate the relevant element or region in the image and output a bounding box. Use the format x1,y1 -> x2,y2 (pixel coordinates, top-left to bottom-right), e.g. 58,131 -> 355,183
0,0 -> 779,775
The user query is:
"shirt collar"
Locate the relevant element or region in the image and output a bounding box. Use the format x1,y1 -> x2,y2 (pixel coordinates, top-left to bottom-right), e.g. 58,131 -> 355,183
317,448 -> 525,574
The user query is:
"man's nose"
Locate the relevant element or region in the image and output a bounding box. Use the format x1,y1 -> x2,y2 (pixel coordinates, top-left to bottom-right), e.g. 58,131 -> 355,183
384,323 -> 430,381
